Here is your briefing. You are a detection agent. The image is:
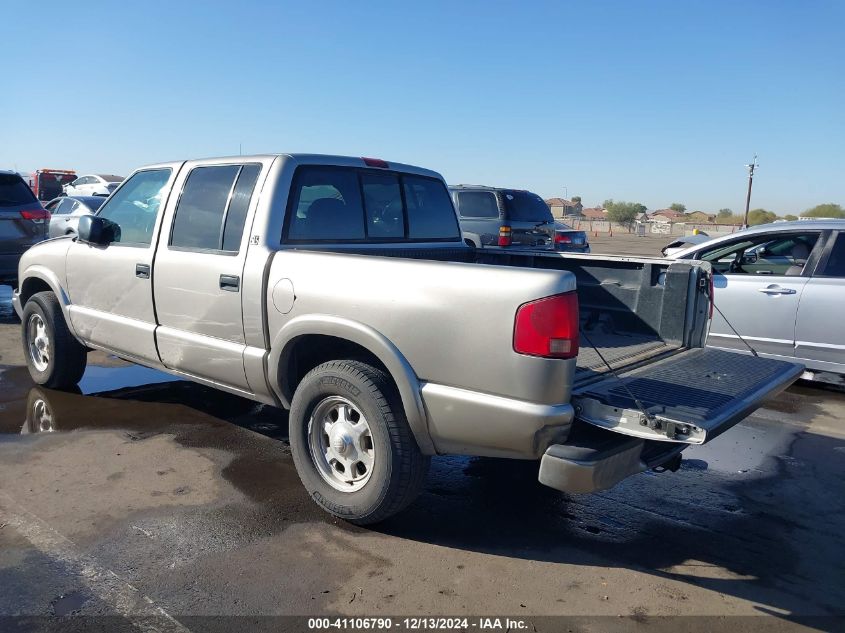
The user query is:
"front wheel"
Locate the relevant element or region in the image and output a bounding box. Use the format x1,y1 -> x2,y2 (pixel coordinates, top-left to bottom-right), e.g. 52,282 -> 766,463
289,360 -> 429,525
21,291 -> 87,389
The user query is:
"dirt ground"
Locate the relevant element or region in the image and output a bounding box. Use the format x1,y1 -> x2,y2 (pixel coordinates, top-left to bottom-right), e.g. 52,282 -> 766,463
586,232 -> 682,257
1,265 -> 843,631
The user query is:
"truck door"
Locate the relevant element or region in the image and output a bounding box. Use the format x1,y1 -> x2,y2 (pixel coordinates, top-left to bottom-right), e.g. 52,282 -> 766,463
696,230 -> 823,359
152,159 -> 264,392
65,165 -> 180,365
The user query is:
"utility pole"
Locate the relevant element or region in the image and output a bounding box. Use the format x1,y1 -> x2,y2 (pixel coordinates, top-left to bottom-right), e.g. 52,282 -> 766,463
743,155 -> 758,227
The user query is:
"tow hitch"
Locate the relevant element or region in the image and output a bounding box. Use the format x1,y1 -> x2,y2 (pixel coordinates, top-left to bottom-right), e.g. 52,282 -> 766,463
652,453 -> 682,473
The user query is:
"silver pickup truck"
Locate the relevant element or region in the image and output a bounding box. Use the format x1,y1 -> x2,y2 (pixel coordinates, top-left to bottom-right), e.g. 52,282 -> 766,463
13,154 -> 803,524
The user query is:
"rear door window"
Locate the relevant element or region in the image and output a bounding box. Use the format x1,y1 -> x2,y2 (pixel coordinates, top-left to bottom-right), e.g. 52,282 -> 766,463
818,233 -> 845,277
0,173 -> 38,207
455,191 -> 499,218
222,165 -> 261,251
61,199 -> 80,215
285,166 -> 460,243
170,164 -> 261,252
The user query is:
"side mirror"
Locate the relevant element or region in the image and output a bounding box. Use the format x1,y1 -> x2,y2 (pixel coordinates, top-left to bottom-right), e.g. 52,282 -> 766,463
77,215 -> 120,245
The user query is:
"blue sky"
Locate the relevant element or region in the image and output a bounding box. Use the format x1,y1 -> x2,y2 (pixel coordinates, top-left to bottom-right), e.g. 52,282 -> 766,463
2,0 -> 842,214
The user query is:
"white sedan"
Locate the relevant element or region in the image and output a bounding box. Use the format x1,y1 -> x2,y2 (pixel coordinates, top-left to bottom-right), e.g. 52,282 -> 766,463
668,220 -> 845,380
63,174 -> 123,197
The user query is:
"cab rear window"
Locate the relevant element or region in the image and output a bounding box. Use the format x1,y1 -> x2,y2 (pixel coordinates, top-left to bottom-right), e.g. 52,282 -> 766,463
284,166 -> 460,243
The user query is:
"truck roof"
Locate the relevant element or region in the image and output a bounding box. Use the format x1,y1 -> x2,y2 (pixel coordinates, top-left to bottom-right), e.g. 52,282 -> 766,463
137,154 -> 445,181
733,219 -> 845,233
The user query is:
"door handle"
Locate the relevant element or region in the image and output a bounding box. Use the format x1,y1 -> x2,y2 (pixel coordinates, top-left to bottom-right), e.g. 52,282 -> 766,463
757,286 -> 796,295
135,263 -> 150,279
219,274 -> 240,292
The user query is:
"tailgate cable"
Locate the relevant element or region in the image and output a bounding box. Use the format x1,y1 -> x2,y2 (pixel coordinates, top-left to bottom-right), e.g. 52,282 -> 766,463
579,329 -> 659,429
704,276 -> 759,357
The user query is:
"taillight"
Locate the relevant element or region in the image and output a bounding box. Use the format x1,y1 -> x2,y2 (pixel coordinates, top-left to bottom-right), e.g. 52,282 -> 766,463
513,292 -> 580,359
498,226 -> 512,247
555,233 -> 572,244
20,209 -> 50,224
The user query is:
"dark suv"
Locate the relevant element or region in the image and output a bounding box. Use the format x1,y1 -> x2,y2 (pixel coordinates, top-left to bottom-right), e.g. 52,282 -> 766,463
0,171 -> 49,287
449,185 -> 589,252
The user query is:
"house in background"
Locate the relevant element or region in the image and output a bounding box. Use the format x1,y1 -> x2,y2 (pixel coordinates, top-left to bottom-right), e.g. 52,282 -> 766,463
545,197 -> 583,218
684,211 -> 716,223
650,209 -> 686,222
580,207 -> 608,220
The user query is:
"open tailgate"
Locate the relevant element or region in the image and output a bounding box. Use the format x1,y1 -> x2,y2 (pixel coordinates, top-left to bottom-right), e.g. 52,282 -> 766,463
571,348 -> 803,444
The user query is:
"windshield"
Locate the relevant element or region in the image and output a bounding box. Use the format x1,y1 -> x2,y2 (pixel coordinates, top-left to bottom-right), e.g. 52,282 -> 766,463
0,173 -> 38,207
502,190 -> 553,223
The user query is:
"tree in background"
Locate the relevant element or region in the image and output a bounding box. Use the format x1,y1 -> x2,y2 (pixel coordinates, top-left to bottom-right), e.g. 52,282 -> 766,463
669,202 -> 686,213
604,199 -> 646,229
717,208 -> 733,219
747,208 -> 777,225
572,196 -> 582,204
783,214 -> 799,221
803,203 -> 844,218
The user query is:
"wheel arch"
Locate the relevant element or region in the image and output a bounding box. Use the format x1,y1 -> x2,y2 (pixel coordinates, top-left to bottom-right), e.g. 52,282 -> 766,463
18,269 -> 79,337
19,269 -> 65,306
269,315 -> 435,455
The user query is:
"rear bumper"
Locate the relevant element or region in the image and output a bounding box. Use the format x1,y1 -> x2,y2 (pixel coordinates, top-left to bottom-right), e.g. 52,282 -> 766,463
538,429 -> 685,493
554,244 -> 590,253
420,382 -> 575,459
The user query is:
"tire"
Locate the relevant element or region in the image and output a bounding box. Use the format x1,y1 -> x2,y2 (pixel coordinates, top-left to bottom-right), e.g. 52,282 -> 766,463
289,360 -> 430,525
21,291 -> 87,389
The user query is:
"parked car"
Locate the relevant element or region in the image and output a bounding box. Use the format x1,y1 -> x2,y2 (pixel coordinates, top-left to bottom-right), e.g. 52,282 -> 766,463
62,174 -> 123,197
450,185 -> 556,250
670,220 -> 845,378
44,196 -> 107,239
661,232 -> 711,257
14,154 -> 802,524
0,170 -> 49,286
552,221 -> 590,253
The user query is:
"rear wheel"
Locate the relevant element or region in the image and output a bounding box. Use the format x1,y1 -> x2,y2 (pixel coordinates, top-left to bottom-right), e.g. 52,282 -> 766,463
289,360 -> 429,525
21,291 -> 87,389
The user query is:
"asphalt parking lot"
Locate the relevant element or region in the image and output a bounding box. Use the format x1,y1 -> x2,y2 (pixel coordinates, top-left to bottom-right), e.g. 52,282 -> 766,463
1,256 -> 844,631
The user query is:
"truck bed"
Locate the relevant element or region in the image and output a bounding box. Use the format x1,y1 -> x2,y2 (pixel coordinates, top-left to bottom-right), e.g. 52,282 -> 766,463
307,246 -> 707,385
574,333 -> 673,380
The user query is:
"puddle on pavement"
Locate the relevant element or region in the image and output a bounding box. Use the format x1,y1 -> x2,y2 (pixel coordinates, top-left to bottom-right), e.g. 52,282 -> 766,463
51,591 -> 88,616
78,364 -> 178,394
0,285 -> 14,322
0,361 -> 315,526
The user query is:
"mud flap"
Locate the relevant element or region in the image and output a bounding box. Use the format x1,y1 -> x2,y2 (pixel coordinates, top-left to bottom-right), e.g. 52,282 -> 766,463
571,348 -> 804,444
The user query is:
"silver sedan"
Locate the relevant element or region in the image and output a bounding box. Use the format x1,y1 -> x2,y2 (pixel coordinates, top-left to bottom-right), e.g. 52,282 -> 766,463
44,196 -> 106,239
670,220 -> 845,379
